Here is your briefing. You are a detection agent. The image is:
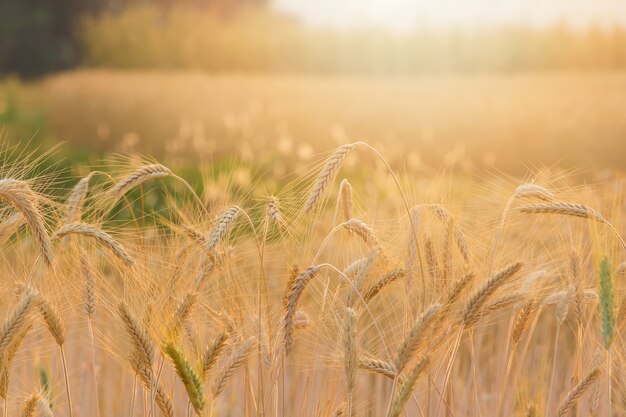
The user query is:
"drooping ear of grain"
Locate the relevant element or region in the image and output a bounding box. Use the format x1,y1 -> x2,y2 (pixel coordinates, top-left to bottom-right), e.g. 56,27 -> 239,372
65,174 -> 93,224
514,183 -> 554,201
394,303 -> 441,373
36,296 -> 65,346
303,144 -> 354,214
118,303 -> 154,374
52,223 -> 135,267
282,266 -> 321,354
212,336 -> 255,398
163,341 -> 204,415
342,218 -> 379,248
202,331 -> 229,380
512,300 -> 536,345
0,179 -> 54,266
556,367 -> 601,417
109,164 -> 172,198
0,288 -> 37,352
363,267 -> 406,303
519,202 -> 605,222
0,212 -> 26,245
462,262 -> 523,327
358,356 -> 397,379
389,356 -> 430,417
0,322 -> 33,399
206,206 -> 239,253
167,291 -> 197,339
424,232 -> 440,283
598,256 -> 615,349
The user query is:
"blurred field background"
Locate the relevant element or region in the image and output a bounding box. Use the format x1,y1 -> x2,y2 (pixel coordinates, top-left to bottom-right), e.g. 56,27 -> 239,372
1,0 -> 625,177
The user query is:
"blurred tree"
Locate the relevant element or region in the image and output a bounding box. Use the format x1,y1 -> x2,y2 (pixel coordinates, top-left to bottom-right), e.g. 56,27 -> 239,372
0,0 -> 101,77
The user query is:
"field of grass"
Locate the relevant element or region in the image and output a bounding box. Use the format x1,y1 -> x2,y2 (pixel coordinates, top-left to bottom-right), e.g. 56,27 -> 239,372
0,70 -> 624,417
1,70 -> 626,177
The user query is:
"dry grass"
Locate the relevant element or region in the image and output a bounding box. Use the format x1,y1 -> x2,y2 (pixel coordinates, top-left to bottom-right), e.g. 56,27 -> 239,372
0,142 -> 622,417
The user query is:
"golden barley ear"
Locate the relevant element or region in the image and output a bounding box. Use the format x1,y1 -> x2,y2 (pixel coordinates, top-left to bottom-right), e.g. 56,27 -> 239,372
0,288 -> 38,352
462,262 -> 523,327
118,303 -> 155,373
65,173 -> 94,224
206,206 -> 239,253
282,266 -> 321,354
52,223 -> 135,266
212,336 -> 255,398
303,144 -> 355,214
109,164 -> 172,198
556,367 -> 601,417
0,179 -> 54,266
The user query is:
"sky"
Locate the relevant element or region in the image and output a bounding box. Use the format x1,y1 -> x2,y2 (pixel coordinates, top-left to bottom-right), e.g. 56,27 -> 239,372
272,0 -> 626,33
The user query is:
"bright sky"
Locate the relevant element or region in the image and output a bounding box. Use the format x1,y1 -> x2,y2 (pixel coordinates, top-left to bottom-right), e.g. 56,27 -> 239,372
272,0 -> 626,32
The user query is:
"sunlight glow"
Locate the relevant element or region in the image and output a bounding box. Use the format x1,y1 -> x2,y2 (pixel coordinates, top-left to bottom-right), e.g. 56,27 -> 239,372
273,0 -> 626,32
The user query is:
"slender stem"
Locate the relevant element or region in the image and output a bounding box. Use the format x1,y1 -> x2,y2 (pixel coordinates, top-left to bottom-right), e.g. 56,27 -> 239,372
130,373 -> 138,417
149,356 -> 165,417
546,324 -> 561,416
606,346 -> 613,417
60,345 -> 74,417
87,318 -> 102,417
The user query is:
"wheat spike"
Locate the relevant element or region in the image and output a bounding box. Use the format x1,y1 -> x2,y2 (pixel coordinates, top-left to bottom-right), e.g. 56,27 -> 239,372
303,144 -> 355,213
206,206 -> 239,253
0,179 -> 54,266
424,232 -> 440,282
514,183 -> 554,201
164,341 -> 204,415
212,336 -> 254,398
0,322 -> 33,399
21,392 -> 41,417
65,174 -> 92,224
266,196 -> 282,223
338,178 -> 353,221
482,291 -> 526,316
395,303 -> 441,372
52,223 -> 134,266
363,267 -> 406,303
282,266 -> 321,354
389,356 -> 430,417
0,288 -> 37,352
119,303 -> 154,373
512,300 -> 536,344
109,164 -> 172,197
342,218 -> 379,248
358,356 -> 397,379
462,262 -> 523,327
556,367 -> 601,417
168,291 -> 197,339
80,251 -> 96,318
36,296 -> 65,346
202,331 -> 229,380
0,212 -> 26,244
598,256 -> 615,349
519,202 -> 604,222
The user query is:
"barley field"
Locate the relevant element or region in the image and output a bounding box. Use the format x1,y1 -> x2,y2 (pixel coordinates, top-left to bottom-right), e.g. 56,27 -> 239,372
0,129 -> 623,417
